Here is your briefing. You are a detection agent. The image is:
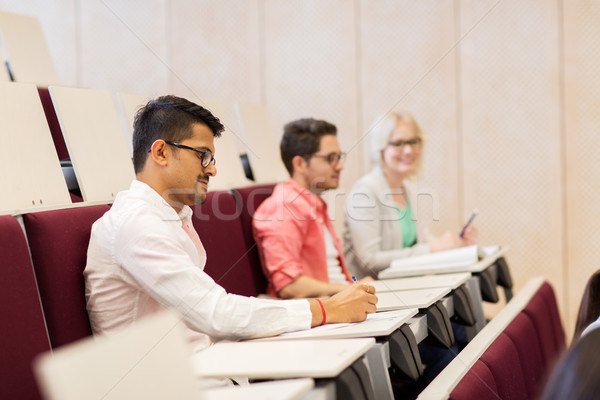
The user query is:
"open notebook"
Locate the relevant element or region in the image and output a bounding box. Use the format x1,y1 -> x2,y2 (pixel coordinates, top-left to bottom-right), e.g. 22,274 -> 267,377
379,245 -> 500,279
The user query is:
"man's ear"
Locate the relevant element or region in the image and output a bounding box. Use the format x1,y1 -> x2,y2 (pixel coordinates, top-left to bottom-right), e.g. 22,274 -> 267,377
149,139 -> 170,166
291,155 -> 308,176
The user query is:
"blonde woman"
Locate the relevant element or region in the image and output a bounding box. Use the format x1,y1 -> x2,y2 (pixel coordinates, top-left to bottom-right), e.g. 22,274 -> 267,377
344,111 -> 477,279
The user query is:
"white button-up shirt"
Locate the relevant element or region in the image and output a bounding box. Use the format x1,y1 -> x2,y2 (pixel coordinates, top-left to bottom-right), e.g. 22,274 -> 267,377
84,180 -> 311,353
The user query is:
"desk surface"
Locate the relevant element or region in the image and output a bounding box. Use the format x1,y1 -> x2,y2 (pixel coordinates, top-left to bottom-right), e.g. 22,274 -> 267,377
252,308 -> 418,341
378,247 -> 509,279
372,272 -> 471,292
191,338 -> 374,379
376,287 -> 451,312
203,378 -> 314,400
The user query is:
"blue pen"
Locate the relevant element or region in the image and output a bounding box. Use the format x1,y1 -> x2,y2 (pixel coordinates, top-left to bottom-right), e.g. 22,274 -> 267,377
459,209 -> 478,238
352,275 -> 358,283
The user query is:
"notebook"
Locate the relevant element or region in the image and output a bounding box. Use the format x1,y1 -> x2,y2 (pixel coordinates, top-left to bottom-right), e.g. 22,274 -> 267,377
379,245 -> 501,279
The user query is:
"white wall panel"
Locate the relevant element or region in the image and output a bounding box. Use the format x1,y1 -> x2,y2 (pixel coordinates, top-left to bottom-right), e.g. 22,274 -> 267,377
359,0 -> 460,236
169,0 -> 261,105
79,0 -> 169,95
564,0 -> 600,339
459,0 -> 563,315
263,0 -> 358,227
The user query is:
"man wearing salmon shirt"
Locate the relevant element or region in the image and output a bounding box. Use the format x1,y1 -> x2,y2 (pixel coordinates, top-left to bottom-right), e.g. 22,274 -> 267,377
254,118 -> 373,299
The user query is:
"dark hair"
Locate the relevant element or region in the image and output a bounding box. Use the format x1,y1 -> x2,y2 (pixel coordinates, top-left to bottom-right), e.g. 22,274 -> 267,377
132,95 -> 224,173
573,269 -> 600,340
280,118 -> 337,175
540,328 -> 600,400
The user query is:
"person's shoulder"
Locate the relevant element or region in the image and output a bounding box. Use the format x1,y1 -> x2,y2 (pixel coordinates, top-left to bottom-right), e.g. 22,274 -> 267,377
349,169 -> 382,197
111,191 -> 178,233
260,181 -> 311,209
254,184 -> 281,216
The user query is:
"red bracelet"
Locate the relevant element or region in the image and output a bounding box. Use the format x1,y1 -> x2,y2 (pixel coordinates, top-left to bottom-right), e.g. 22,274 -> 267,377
316,298 -> 326,325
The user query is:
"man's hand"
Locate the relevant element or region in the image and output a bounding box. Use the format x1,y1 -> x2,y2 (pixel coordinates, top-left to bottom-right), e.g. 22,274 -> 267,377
310,284 -> 377,326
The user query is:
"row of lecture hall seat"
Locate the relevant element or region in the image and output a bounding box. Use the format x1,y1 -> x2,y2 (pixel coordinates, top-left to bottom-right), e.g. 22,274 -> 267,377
0,184 -> 275,400
1,79 -> 289,214
0,10 -> 274,199
1,183 -> 565,400
418,277 -> 565,400
0,9 -> 269,196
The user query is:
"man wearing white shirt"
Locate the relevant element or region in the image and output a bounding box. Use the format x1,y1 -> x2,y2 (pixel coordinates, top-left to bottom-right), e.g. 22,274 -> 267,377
84,96 -> 377,354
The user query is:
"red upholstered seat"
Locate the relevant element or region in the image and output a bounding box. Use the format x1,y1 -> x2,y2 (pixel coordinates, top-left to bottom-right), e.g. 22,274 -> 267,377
479,332 -> 528,400
0,215 -> 50,400
192,190 -> 266,297
522,288 -> 560,369
444,280 -> 565,400
230,184 -> 275,292
504,312 -> 546,399
22,205 -> 110,348
232,184 -> 276,228
449,360 -> 499,400
538,282 -> 566,354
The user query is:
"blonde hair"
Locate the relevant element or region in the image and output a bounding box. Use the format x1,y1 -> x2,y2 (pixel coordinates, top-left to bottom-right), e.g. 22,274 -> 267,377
368,111 -> 425,177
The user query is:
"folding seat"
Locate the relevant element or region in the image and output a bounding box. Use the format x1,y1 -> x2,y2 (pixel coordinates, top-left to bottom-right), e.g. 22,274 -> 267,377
449,360 -> 499,400
479,332 -> 528,400
192,190 -> 265,296
0,215 -> 50,400
423,278 -> 564,400
22,205 -> 110,348
232,184 -> 275,244
522,288 -> 559,368
504,312 -> 546,399
537,282 -> 566,354
230,184 -> 276,293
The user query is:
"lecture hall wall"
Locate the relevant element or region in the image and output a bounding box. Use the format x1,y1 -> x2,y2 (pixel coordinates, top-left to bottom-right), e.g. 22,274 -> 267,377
2,0 -> 599,340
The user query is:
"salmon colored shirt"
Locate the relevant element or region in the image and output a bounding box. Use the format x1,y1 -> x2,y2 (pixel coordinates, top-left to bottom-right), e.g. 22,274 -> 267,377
253,179 -> 352,297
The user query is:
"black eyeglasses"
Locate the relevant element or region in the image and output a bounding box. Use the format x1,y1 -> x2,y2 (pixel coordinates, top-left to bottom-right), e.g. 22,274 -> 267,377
164,140 -> 216,168
306,152 -> 346,166
387,137 -> 422,150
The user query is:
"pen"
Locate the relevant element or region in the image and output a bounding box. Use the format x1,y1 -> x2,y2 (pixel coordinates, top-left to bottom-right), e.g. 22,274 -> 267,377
352,275 -> 358,283
459,208 -> 478,238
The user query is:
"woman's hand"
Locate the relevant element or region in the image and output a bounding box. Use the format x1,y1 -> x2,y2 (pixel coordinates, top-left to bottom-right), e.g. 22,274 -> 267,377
460,225 -> 478,245
430,225 -> 478,252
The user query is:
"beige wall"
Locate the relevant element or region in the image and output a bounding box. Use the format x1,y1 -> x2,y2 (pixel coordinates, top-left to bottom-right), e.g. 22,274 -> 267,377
563,1 -> 600,340
2,0 -> 599,340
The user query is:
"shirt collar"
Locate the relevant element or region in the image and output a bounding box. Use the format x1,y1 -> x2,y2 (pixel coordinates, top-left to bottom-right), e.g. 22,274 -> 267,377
283,178 -> 327,212
129,180 -> 193,221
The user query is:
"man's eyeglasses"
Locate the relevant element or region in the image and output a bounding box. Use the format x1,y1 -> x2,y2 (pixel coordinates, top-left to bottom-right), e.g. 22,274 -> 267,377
306,152 -> 346,166
388,137 -> 422,150
164,140 -> 216,168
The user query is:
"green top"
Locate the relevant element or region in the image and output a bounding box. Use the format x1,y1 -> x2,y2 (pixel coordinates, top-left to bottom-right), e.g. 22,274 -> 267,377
396,201 -> 417,248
